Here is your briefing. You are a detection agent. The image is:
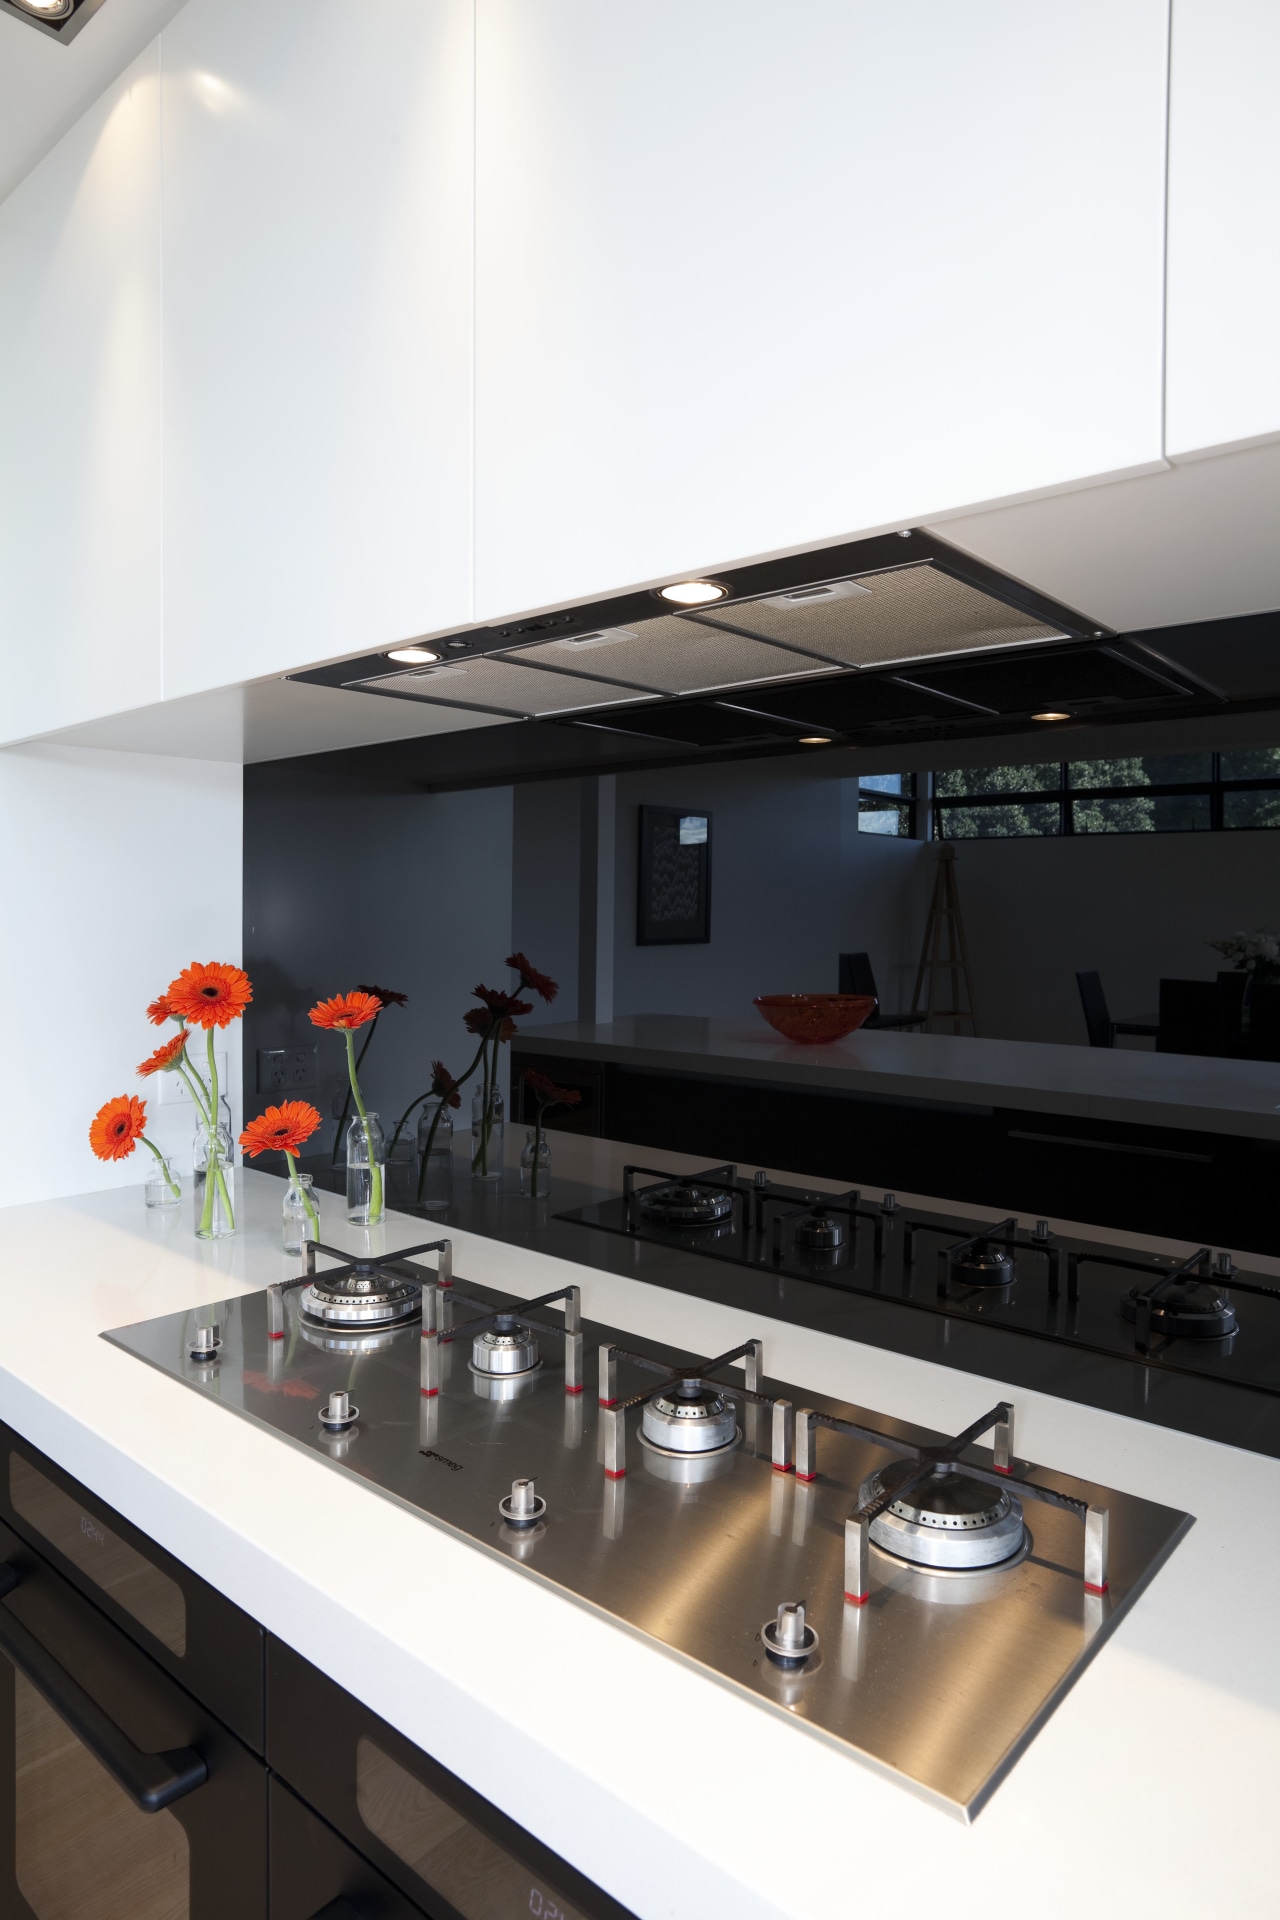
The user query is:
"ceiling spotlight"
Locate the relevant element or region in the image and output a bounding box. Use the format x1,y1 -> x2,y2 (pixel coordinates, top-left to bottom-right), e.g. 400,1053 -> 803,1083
1032,711 -> 1071,722
798,736 -> 834,746
386,646 -> 441,666
14,0 -> 76,13
659,579 -> 728,607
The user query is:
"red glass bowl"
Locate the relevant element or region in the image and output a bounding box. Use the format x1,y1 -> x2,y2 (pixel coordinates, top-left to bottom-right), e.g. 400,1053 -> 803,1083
752,994 -> 877,1044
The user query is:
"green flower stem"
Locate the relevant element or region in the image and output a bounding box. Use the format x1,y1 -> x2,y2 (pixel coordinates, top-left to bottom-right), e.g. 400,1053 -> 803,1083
140,1134 -> 181,1199
176,1058 -> 212,1127
343,1027 -> 382,1220
199,1025 -> 235,1236
472,1030 -> 496,1175
331,1016 -> 379,1164
285,1151 -> 320,1235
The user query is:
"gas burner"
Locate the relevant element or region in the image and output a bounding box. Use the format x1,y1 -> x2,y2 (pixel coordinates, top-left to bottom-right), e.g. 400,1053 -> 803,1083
470,1315 -> 540,1379
640,1378 -> 738,1456
952,1245 -> 1015,1287
858,1460 -> 1026,1571
1120,1278 -> 1238,1341
637,1183 -> 735,1227
301,1263 -> 421,1331
795,1213 -> 846,1252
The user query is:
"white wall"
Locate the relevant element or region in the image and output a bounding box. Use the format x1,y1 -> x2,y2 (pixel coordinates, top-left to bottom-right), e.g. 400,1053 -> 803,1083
609,761 -> 930,1023
950,829 -> 1280,1046
0,745 -> 242,1207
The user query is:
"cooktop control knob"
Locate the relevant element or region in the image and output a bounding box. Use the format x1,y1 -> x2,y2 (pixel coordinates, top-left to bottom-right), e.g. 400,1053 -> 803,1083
319,1390 -> 358,1430
762,1600 -> 818,1667
189,1325 -> 220,1362
498,1477 -> 547,1529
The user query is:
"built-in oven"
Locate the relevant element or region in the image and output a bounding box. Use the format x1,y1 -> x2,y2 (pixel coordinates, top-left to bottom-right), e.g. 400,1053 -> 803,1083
267,1636 -> 636,1920
0,1422 -> 268,1919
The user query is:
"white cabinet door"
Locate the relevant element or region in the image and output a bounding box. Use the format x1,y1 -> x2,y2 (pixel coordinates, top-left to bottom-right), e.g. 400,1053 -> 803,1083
474,0 -> 1169,621
0,46 -> 163,746
160,0 -> 474,701
1166,0 -> 1280,458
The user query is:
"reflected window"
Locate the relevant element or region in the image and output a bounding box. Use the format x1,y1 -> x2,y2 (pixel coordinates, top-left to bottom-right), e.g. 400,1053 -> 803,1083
932,749 -> 1280,839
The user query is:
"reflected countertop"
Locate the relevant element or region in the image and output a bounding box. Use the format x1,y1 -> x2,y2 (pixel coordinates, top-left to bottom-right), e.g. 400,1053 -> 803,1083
512,1015 -> 1280,1140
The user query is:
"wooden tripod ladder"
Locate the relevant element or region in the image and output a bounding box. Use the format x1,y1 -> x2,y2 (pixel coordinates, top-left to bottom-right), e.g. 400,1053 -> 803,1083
909,843 -> 978,1034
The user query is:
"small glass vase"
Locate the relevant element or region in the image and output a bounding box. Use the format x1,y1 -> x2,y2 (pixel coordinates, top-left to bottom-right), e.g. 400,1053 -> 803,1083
193,1103 -> 235,1240
386,1128 -> 419,1211
417,1107 -> 453,1211
520,1128 -> 550,1199
471,1083 -> 504,1184
346,1110 -> 386,1225
282,1174 -> 319,1254
144,1157 -> 181,1210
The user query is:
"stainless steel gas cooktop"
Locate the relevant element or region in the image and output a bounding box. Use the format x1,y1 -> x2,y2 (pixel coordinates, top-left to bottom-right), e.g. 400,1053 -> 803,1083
104,1240 -> 1193,1820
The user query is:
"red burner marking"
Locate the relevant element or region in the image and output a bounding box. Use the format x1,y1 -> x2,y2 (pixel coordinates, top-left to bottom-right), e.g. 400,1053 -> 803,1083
772,1462 -> 795,1474
1084,1580 -> 1109,1594
565,1383 -> 585,1395
844,1590 -> 869,1606
993,1463 -> 1013,1474
795,1471 -> 817,1482
604,1468 -> 626,1480
598,1398 -> 617,1408
267,1331 -> 284,1341
420,1387 -> 439,1399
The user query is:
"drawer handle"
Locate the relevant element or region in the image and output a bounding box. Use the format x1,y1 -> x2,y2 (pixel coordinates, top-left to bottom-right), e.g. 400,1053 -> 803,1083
0,1562 -> 208,1812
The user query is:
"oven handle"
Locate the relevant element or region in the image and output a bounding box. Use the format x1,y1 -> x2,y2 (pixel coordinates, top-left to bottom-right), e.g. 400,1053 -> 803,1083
0,1562 -> 208,1812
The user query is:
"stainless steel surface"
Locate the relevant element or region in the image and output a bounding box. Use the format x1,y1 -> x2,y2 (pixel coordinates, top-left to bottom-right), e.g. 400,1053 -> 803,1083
102,1269 -> 1193,1820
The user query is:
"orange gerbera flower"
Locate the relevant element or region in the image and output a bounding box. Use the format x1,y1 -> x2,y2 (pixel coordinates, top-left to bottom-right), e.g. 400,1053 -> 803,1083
309,991 -> 382,1031
239,1102 -> 322,1159
137,1032 -> 189,1077
166,961 -> 253,1030
146,994 -> 181,1027
89,1095 -> 148,1162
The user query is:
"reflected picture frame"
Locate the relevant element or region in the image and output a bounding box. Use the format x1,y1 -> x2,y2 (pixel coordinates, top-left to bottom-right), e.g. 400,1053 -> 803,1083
636,806 -> 712,945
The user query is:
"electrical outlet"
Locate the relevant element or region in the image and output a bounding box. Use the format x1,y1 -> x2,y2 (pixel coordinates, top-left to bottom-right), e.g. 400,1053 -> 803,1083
257,1046 -> 318,1095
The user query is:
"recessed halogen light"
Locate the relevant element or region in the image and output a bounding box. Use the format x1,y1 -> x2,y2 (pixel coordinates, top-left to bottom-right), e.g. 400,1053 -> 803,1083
386,646 -> 442,666
798,736 -> 834,746
659,579 -> 728,607
15,0 -> 75,13
1032,711 -> 1071,722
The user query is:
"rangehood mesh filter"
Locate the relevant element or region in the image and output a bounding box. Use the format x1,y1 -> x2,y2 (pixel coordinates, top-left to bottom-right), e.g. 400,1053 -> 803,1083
516,615 -> 838,696
701,562 -> 1066,669
345,659 -> 655,717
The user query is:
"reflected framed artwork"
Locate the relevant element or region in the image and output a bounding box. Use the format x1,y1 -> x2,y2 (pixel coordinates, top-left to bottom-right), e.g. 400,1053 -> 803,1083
637,806 -> 711,945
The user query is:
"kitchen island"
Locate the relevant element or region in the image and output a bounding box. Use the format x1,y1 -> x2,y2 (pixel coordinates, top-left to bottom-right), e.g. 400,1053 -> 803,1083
511,1017 -> 1280,1251
0,1170 -> 1275,1918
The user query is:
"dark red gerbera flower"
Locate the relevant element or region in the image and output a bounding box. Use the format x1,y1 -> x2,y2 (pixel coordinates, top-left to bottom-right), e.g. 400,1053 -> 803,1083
522,1068 -> 582,1110
464,1007 -> 517,1041
430,1060 -> 462,1109
506,952 -> 558,1004
355,983 -> 408,1008
471,985 -> 533,1019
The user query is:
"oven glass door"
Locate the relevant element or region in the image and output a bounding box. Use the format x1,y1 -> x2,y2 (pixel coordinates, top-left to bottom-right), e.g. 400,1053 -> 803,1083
0,1522 -> 267,1920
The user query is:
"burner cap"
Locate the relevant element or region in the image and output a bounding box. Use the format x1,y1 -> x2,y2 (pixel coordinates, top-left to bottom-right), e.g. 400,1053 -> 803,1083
637,1183 -> 735,1226
301,1266 -> 421,1330
951,1244 -> 1015,1286
795,1213 -> 845,1251
470,1315 -> 540,1378
1120,1279 -> 1238,1340
859,1462 -> 1025,1571
640,1378 -> 737,1455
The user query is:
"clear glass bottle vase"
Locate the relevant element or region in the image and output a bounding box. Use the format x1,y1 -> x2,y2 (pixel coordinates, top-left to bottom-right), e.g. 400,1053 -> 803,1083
471,1083 -> 504,1184
282,1173 -> 319,1254
193,1098 -> 235,1240
520,1128 -> 550,1199
346,1110 -> 386,1225
417,1106 -> 453,1210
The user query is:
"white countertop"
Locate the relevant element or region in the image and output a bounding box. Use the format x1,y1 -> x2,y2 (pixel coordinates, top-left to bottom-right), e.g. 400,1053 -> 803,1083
513,1015 -> 1280,1141
0,1170 -> 1276,1920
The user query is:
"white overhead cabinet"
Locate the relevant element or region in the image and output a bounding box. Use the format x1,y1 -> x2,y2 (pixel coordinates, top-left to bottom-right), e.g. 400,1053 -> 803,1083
0,46 -> 163,746
1165,0 -> 1280,459
159,0 -> 475,700
473,0 -> 1170,621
